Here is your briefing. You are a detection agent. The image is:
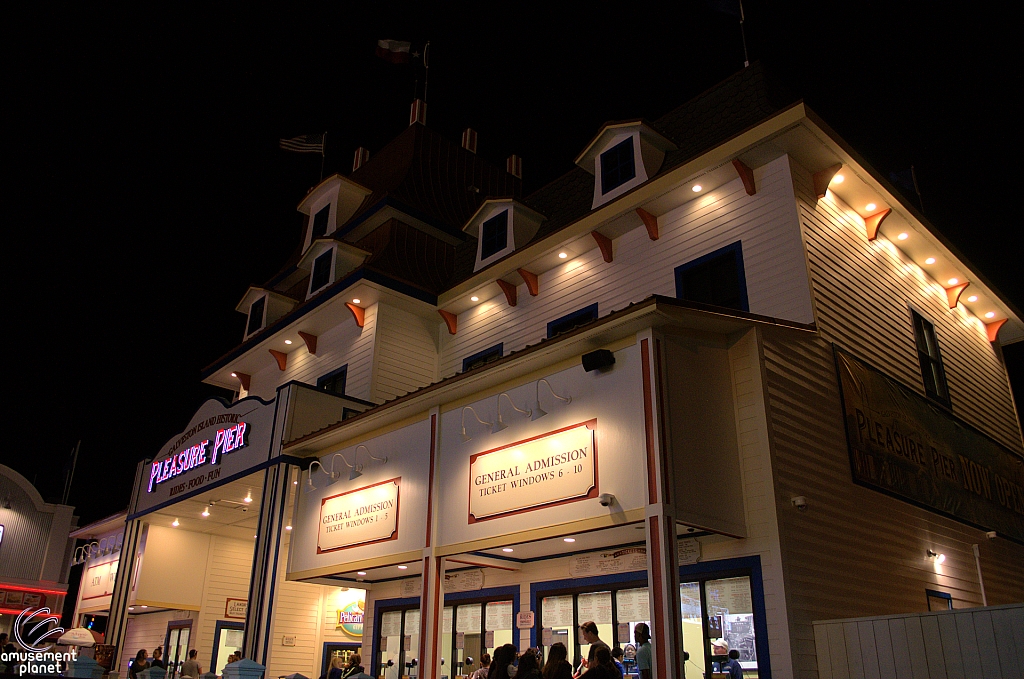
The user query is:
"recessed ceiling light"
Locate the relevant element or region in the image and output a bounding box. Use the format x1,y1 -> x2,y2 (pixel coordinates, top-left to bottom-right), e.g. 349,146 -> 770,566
985,312 -> 996,319
357,571 -> 367,576
398,565 -> 408,570
558,252 -> 568,259
254,535 -> 258,539
832,174 -> 844,184
948,278 -> 959,286
128,607 -> 135,611
172,518 -> 179,527
563,537 -> 576,543
284,339 -> 292,345
692,184 -> 702,192
293,480 -> 298,485
502,548 -> 514,553
897,233 -> 908,240
471,296 -> 479,302
352,298 -> 361,304
967,295 -> 978,303
230,372 -> 237,377
285,525 -> 292,531
865,203 -> 877,212
140,605 -> 148,609
925,258 -> 936,265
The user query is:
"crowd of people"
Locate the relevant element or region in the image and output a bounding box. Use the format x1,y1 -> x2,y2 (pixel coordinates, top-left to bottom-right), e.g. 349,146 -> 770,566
127,647 -> 225,679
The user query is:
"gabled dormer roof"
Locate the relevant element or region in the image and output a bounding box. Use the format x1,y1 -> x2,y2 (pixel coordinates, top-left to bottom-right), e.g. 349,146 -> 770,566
574,119 -> 677,172
234,286 -> 299,314
296,238 -> 370,274
461,198 -> 546,239
297,173 -> 372,215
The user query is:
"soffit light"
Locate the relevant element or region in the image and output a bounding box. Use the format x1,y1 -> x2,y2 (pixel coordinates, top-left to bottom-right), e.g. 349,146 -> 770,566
172,518 -> 180,527
285,525 -> 292,531
558,252 -> 568,259
967,296 -> 978,303
284,339 -> 292,345
352,298 -> 361,304
897,233 -> 908,240
471,296 -> 479,302
563,537 -> 576,543
140,605 -> 148,609
691,184 -> 702,192
357,571 -> 367,576
865,203 -> 877,212
398,565 -> 408,570
948,278 -> 959,285
832,174 -> 844,184
502,548 -> 514,553
985,312 -> 995,319
925,257 -> 936,265
230,372 -> 237,377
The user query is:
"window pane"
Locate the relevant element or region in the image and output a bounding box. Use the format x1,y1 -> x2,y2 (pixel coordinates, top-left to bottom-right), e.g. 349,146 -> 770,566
246,297 -> 265,335
578,591 -> 613,668
542,595 -> 575,666
601,137 -> 636,194
441,607 -> 453,675
705,577 -> 757,670
311,204 -> 331,240
486,601 -> 514,659
676,245 -> 746,311
379,611 -> 403,679
311,250 -> 332,292
481,211 -> 509,259
680,582 -> 706,675
404,609 -> 421,668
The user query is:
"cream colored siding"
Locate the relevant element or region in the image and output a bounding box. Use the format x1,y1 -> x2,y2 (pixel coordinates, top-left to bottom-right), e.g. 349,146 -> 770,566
372,302 -> 439,402
267,530 -> 323,679
760,329 -> 1024,679
792,159 -> 1021,452
194,536 -> 254,667
439,155 -> 814,377
121,610 -> 197,676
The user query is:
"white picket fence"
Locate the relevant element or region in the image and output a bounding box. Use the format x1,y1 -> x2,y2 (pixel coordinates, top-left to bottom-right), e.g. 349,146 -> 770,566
813,603 -> 1023,679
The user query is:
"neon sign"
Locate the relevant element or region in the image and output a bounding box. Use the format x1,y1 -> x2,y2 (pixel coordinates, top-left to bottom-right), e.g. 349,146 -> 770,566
148,422 -> 250,492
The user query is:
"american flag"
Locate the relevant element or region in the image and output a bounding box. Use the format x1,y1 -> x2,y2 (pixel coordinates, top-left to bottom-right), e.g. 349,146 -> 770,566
279,133 -> 325,154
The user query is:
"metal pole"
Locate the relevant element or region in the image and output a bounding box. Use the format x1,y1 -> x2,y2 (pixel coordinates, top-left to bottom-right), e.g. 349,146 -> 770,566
972,544 -> 987,606
739,0 -> 750,67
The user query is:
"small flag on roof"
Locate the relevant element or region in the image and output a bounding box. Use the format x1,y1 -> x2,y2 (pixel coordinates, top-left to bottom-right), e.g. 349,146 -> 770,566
376,39 -> 411,63
279,133 -> 325,154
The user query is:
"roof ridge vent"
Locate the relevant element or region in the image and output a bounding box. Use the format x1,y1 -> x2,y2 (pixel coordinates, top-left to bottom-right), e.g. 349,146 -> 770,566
506,154 -> 522,178
410,99 -> 427,126
352,147 -> 370,172
461,128 -> 478,154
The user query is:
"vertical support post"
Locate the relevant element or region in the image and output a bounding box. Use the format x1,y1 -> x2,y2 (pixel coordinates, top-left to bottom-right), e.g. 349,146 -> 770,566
639,332 -> 683,679
418,409 -> 445,679
106,461 -> 147,676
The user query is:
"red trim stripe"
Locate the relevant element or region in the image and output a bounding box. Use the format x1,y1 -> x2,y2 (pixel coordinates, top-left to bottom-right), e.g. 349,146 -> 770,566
430,557 -> 443,675
640,339 -> 658,504
419,557 -> 430,665
654,339 -> 672,505
425,414 -> 437,547
664,518 -> 682,673
648,515 -> 668,677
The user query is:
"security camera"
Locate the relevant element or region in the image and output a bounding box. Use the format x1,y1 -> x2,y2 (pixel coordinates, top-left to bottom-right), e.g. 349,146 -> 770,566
986,531 -> 997,540
599,493 -> 615,507
791,496 -> 807,510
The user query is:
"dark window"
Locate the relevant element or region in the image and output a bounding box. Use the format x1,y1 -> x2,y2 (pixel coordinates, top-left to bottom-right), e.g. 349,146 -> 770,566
246,297 -> 265,336
674,242 -> 749,312
912,310 -> 950,407
926,589 -> 953,611
480,211 -> 509,260
547,303 -> 598,338
462,343 -> 503,372
311,204 -> 331,241
600,137 -> 636,194
317,365 -> 347,395
310,250 -> 333,293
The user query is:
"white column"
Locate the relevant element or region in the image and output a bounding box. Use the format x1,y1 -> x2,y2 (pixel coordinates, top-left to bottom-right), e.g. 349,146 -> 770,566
417,409 -> 446,679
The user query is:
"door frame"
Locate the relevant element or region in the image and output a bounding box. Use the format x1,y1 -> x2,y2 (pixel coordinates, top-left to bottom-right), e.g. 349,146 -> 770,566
211,620 -> 245,674
163,619 -> 194,679
321,642 -> 361,678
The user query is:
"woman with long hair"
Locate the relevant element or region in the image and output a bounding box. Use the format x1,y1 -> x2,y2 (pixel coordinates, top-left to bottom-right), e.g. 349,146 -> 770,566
516,649 -> 542,679
541,643 -> 572,679
128,650 -> 149,679
487,644 -> 518,679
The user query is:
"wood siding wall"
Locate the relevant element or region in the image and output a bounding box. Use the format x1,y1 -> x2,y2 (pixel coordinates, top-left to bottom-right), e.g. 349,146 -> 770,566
372,302 -> 439,403
120,610 -> 197,677
792,159 -> 1021,452
438,155 -> 815,378
760,327 -> 1024,679
266,529 -> 322,679
194,536 -> 253,668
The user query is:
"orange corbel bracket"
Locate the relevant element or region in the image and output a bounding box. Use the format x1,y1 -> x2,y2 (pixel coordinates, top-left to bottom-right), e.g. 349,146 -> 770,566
944,282 -> 969,309
635,208 -> 659,240
986,318 -> 1007,343
813,163 -> 842,199
732,158 -> 756,195
268,350 -> 287,371
438,310 -> 458,335
233,372 -> 251,392
864,208 -> 892,241
298,331 -> 318,355
592,231 -> 613,263
345,303 -> 365,328
496,279 -> 518,307
517,268 -> 539,296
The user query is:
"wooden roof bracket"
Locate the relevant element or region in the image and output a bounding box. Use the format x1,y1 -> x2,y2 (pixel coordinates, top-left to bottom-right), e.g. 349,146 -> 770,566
864,208 -> 892,241
944,282 -> 969,309
345,303 -> 366,328
298,331 -> 318,355
813,163 -> 843,199
439,309 -> 458,335
496,279 -> 518,307
732,158 -> 756,195
269,349 -> 287,371
986,318 -> 1007,343
592,231 -> 613,263
233,372 -> 251,392
635,208 -> 660,240
517,268 -> 539,296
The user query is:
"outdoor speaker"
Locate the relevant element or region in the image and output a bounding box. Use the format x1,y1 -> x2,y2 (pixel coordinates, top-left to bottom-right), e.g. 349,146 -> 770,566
582,349 -> 615,372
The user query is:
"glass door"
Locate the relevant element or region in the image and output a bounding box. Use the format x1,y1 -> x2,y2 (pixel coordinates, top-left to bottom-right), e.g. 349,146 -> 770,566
164,622 -> 192,679
212,622 -> 244,676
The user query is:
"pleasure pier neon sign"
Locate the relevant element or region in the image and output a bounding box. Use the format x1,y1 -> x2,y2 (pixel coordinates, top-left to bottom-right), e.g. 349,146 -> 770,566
147,421 -> 250,492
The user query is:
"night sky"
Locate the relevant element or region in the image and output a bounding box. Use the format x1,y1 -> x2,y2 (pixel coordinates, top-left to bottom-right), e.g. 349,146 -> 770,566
6,4 -> 1021,526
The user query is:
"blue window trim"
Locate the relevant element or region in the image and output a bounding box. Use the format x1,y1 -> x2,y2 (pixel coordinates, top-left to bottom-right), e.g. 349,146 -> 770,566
926,588 -> 953,610
673,241 -> 749,312
530,571 -> 648,650
210,620 -> 244,673
546,303 -> 599,339
462,343 -> 503,372
317,364 -> 348,392
370,585 -> 521,677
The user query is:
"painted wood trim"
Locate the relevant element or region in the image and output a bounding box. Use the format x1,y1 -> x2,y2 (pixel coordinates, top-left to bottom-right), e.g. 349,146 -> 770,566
438,309 -> 457,335
944,282 -> 969,309
814,163 -> 843,198
269,349 -> 287,371
986,318 -> 1007,343
864,208 -> 892,240
517,268 -> 539,295
732,158 -> 757,195
635,207 -> 660,240
297,331 -> 318,355
591,231 -> 613,263
496,279 -> 518,307
344,303 -> 365,328
234,372 -> 251,392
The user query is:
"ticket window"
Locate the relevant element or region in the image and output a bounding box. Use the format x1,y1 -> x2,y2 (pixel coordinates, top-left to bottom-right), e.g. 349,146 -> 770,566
377,609 -> 409,679
681,575 -> 760,678
541,595 -> 576,667
680,582 -> 705,676
454,604 -> 481,673
485,600 -> 514,656
615,587 -> 651,677
404,609 -> 421,676
441,607 -> 453,674
445,599 -> 513,676
577,591 -> 613,667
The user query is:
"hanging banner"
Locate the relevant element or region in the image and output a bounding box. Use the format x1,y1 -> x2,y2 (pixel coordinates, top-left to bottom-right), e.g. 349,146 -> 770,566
318,478 -> 400,553
835,348 -> 1024,542
469,420 -> 598,523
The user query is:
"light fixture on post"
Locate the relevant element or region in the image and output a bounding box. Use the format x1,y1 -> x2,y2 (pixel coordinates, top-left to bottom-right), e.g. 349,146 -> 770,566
533,378 -> 572,420
350,444 -> 388,481
461,406 -> 493,442
492,393 -> 532,433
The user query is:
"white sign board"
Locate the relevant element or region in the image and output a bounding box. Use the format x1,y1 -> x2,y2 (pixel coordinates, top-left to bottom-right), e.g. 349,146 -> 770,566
568,547 -> 647,578
444,569 -> 484,593
318,478 -> 400,553
516,611 -> 535,630
469,420 -> 598,523
677,538 -> 701,565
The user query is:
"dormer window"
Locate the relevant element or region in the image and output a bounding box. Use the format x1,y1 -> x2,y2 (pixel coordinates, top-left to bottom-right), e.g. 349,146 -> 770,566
246,296 -> 266,337
601,137 -> 636,194
309,249 -> 334,295
311,204 -> 331,241
480,211 -> 509,260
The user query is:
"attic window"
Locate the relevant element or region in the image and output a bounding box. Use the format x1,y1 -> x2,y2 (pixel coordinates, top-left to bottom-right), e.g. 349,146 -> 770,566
600,137 -> 636,195
480,211 -> 509,260
311,204 -> 331,241
674,242 -> 749,312
246,296 -> 266,336
547,303 -> 598,338
310,250 -> 333,294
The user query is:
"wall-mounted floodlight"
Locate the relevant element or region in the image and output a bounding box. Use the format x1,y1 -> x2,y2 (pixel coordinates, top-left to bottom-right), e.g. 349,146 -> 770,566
461,406 -> 493,442
493,393 -> 532,433
533,378 -> 572,420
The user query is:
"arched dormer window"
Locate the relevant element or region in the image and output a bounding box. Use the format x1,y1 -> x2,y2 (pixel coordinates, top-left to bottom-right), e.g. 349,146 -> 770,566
463,199 -> 546,272
575,121 -> 676,209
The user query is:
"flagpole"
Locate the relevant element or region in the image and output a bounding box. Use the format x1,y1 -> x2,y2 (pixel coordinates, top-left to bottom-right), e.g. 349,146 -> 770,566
320,132 -> 327,181
423,41 -> 431,102
739,0 -> 750,67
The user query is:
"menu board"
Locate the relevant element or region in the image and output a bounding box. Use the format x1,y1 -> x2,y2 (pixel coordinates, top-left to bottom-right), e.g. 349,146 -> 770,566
444,569 -> 484,593
615,588 -> 649,622
706,577 -> 752,614
485,601 -> 513,630
577,592 -> 612,624
443,607 -> 453,634
569,547 -> 647,577
457,604 -> 482,633
404,608 -> 421,633
680,582 -> 701,619
542,595 -> 574,627
380,611 -> 403,637
401,578 -> 421,598
677,538 -> 701,565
